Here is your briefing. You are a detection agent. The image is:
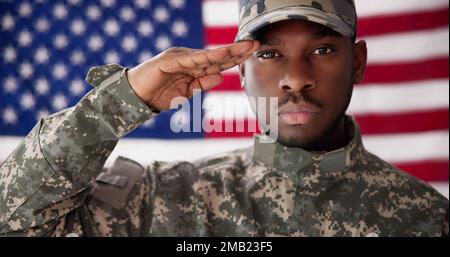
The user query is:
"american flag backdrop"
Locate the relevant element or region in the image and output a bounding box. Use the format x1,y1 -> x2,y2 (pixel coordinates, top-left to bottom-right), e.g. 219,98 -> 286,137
0,0 -> 448,197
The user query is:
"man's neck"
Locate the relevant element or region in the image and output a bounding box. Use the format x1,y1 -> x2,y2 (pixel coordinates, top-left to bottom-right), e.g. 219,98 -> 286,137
307,116 -> 353,153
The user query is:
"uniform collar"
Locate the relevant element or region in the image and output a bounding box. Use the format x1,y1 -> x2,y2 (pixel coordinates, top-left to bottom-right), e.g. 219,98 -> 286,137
252,116 -> 365,175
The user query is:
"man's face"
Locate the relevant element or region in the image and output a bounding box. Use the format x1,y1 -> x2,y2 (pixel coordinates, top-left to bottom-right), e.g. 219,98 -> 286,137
240,19 -> 367,150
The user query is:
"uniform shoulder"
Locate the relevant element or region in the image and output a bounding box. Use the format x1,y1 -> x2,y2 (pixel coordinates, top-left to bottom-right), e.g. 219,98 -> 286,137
146,146 -> 253,180
360,150 -> 448,204
191,146 -> 253,171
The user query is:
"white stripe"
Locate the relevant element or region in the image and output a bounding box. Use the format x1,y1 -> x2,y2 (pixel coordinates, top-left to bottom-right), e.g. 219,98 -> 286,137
106,137 -> 253,165
363,28 -> 449,64
204,79 -> 449,119
0,136 -> 253,167
348,79 -> 449,115
362,130 -> 449,163
203,91 -> 256,120
206,27 -> 450,64
203,0 -> 239,27
203,0 -> 449,27
0,132 -> 447,166
223,66 -> 239,74
430,182 -> 449,199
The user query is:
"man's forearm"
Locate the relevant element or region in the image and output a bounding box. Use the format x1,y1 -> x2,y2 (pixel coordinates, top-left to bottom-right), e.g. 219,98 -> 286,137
0,64 -> 156,232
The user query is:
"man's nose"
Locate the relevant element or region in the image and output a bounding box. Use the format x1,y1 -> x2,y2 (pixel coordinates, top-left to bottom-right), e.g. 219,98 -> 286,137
278,57 -> 316,93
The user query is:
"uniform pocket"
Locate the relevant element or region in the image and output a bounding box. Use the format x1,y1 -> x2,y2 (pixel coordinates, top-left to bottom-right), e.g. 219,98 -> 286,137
91,156 -> 144,209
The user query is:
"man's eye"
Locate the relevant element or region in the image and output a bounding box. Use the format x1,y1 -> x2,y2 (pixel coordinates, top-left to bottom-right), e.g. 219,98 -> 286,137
312,47 -> 333,55
258,51 -> 280,59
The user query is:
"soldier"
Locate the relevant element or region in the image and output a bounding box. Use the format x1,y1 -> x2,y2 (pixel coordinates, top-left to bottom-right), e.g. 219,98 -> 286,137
0,0 -> 448,236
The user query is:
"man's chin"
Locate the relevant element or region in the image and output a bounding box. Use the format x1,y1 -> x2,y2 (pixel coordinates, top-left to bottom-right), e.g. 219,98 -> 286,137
276,134 -> 321,149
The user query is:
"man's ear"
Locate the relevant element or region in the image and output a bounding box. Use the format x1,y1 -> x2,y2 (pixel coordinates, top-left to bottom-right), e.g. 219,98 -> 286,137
239,63 -> 245,88
353,40 -> 367,84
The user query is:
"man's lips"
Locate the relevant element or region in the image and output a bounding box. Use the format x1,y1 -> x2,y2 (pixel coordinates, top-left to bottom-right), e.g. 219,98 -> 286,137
278,103 -> 320,125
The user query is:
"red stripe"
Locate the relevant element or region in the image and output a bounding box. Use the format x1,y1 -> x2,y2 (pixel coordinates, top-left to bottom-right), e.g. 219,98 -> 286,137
204,119 -> 261,138
357,8 -> 449,38
210,57 -> 449,91
393,160 -> 449,182
205,27 -> 237,45
205,9 -> 449,44
204,109 -> 449,138
362,58 -> 449,84
356,109 -> 449,134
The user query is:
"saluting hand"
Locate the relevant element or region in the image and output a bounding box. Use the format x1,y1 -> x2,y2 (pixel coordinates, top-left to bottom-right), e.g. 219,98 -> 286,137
127,40 -> 260,111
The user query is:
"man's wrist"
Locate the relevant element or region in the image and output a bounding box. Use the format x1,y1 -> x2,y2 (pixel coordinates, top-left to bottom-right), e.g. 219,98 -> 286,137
84,64 -> 158,137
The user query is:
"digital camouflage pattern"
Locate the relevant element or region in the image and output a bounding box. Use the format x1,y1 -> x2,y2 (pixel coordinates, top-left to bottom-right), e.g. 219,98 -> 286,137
0,64 -> 448,236
236,0 -> 357,41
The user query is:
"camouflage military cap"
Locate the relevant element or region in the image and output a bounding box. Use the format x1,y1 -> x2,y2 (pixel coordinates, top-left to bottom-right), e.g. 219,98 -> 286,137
236,0 -> 357,42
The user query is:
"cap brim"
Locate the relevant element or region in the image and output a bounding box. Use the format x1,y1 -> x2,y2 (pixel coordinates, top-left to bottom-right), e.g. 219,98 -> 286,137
235,6 -> 354,42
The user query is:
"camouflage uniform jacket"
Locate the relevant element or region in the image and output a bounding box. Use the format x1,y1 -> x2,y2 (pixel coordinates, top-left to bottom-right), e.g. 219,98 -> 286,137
0,64 -> 448,237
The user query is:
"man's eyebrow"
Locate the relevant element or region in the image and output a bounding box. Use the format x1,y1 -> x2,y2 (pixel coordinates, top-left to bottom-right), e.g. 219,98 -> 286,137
309,28 -> 342,40
256,28 -> 341,45
257,38 -> 283,46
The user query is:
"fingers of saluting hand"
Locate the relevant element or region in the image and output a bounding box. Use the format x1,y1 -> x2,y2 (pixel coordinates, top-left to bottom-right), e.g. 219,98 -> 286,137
171,40 -> 260,73
189,73 -> 225,93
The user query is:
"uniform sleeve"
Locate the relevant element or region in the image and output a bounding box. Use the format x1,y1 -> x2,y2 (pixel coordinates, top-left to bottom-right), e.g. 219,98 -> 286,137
443,207 -> 449,237
0,64 -> 157,234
